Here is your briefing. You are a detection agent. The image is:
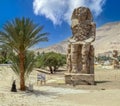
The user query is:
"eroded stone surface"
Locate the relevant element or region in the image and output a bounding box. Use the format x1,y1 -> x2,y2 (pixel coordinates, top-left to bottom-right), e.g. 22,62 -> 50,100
65,73 -> 95,85
67,7 -> 96,74
112,50 -> 120,69
66,7 -> 96,85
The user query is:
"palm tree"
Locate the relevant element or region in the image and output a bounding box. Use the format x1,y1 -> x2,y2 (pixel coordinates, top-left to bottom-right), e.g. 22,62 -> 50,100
0,17 -> 48,91
10,51 -> 36,79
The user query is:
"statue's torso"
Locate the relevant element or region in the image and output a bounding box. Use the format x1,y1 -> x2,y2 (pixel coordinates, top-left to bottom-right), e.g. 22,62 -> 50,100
72,22 -> 92,41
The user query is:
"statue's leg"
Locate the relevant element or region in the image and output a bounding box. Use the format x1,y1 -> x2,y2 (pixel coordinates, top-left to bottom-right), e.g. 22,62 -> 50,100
78,44 -> 82,72
81,44 -> 90,73
89,45 -> 94,74
67,43 -> 72,72
71,44 -> 79,73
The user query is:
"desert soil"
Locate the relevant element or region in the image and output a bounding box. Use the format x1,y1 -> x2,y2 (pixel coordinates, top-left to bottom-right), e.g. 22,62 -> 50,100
0,65 -> 120,106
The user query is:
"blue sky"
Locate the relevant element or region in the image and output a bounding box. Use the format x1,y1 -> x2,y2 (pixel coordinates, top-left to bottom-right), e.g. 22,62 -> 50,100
0,0 -> 120,48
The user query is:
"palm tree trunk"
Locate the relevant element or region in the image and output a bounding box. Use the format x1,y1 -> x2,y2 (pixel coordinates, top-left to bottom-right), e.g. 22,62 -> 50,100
19,52 -> 26,91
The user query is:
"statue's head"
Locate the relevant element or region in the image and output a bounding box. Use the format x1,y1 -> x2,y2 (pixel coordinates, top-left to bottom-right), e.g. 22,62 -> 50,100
71,7 -> 93,22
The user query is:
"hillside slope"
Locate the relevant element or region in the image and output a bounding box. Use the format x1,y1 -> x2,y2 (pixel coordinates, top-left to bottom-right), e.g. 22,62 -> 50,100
35,22 -> 120,55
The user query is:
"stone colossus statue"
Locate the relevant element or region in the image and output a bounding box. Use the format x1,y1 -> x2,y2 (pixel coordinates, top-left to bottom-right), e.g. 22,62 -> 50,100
67,7 -> 96,73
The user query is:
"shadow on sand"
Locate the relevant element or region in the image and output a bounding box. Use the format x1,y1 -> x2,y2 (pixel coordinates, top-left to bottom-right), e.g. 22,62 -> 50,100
17,89 -> 59,97
95,81 -> 111,84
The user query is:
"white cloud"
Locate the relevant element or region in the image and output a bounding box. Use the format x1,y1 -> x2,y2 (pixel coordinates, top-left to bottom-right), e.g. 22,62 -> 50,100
33,0 -> 106,25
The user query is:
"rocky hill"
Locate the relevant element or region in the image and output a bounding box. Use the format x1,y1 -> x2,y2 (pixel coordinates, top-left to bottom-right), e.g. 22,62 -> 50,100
35,40 -> 68,55
35,22 -> 120,55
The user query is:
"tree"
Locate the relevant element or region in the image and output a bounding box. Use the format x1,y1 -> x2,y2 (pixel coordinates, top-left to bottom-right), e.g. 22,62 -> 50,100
0,44 -> 13,64
10,51 -> 35,79
36,52 -> 66,74
96,55 -> 112,64
0,17 -> 48,91
35,52 -> 45,68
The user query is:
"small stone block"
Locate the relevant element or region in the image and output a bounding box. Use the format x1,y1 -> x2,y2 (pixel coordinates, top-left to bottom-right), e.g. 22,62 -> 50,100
65,73 -> 95,85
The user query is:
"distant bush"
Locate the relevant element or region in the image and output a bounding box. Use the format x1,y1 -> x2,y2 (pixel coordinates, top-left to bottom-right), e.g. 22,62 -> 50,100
95,56 -> 112,63
36,52 -> 66,74
0,44 -> 13,64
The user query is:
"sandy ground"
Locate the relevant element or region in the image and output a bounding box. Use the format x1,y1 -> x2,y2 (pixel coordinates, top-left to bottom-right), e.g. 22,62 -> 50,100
0,65 -> 120,106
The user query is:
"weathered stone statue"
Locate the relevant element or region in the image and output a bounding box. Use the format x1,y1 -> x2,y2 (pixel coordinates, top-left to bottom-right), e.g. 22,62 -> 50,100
112,50 -> 119,69
65,7 -> 96,85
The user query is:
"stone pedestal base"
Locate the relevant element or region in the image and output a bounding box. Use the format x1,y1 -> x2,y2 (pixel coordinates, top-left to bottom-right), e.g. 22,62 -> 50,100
65,73 -> 95,85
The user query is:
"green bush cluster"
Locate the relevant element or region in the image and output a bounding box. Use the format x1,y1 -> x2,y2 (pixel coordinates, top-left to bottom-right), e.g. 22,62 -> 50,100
36,52 -> 66,74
